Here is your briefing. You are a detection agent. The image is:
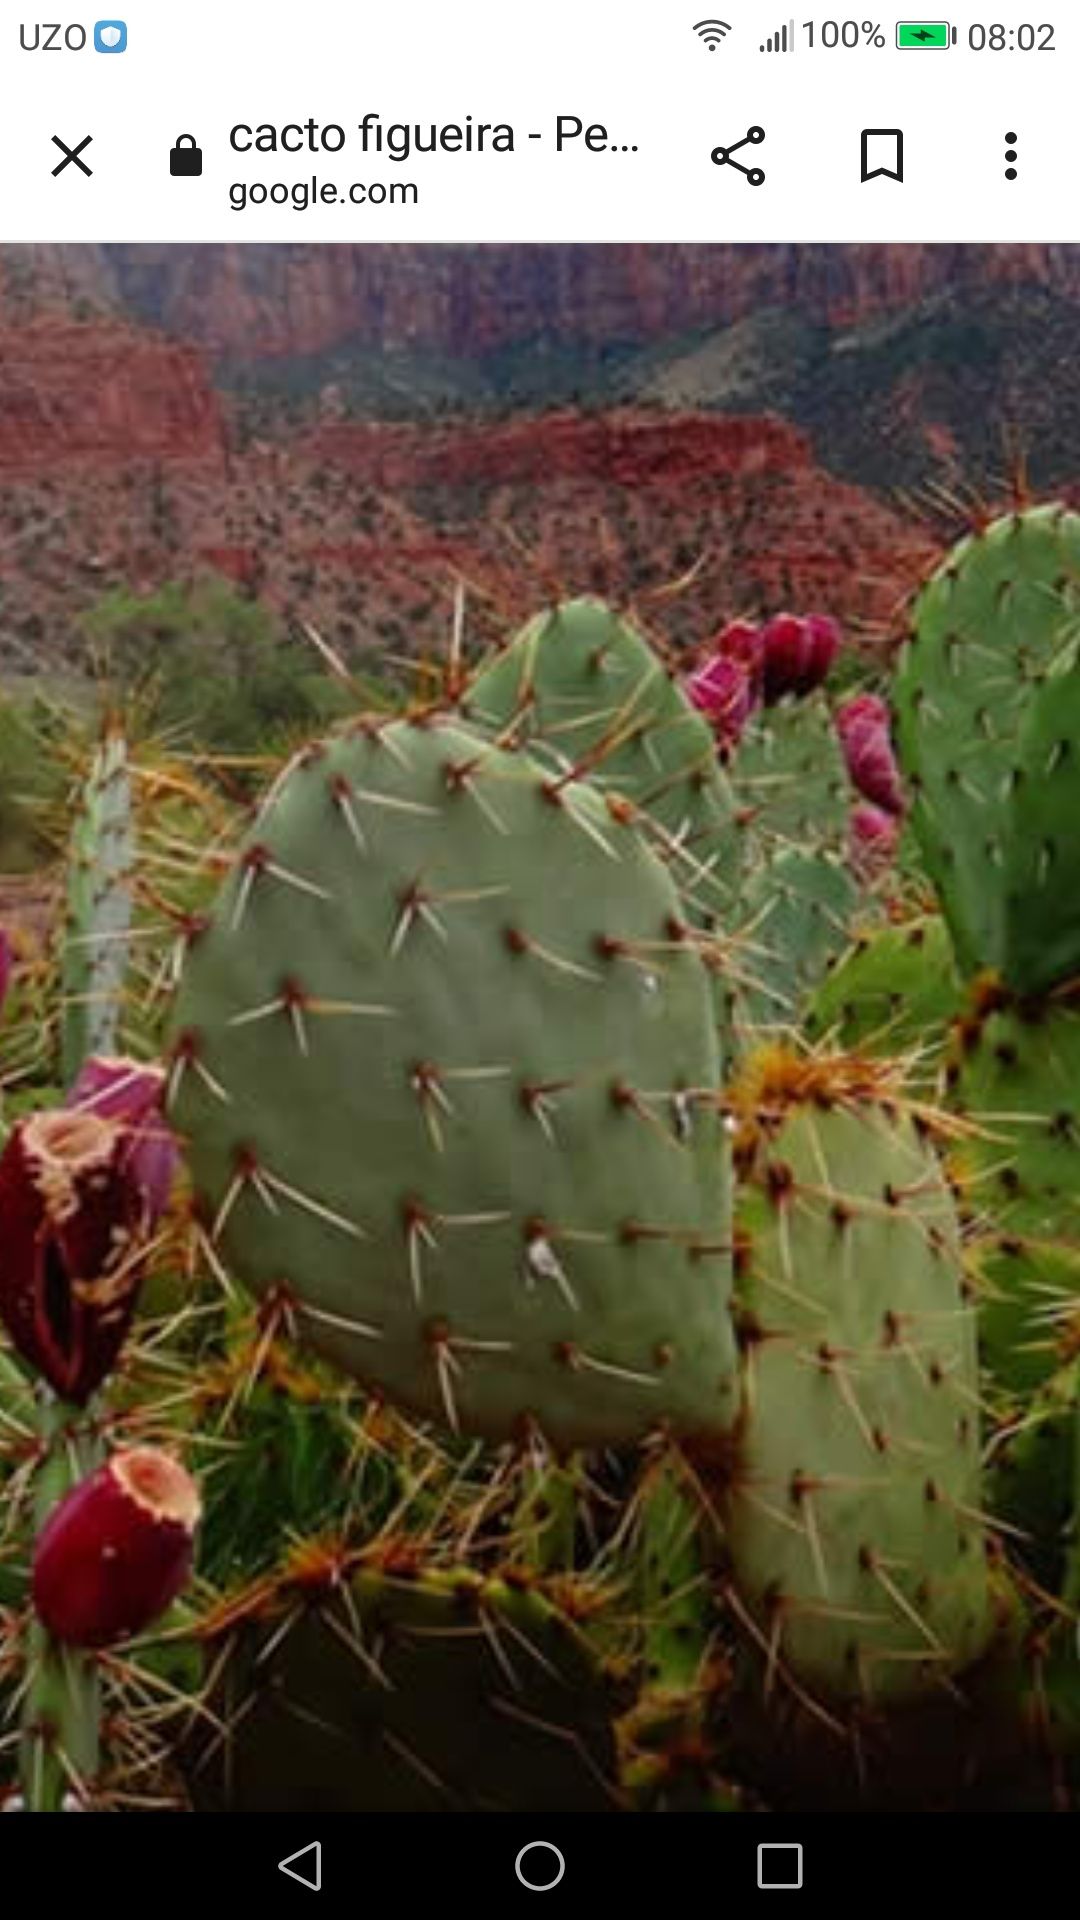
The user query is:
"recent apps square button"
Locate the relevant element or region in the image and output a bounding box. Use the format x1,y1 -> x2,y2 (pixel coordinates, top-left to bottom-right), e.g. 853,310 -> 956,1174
757,1844 -> 803,1891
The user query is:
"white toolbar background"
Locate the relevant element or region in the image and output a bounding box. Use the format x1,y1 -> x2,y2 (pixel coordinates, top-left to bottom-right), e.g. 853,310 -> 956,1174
0,0 -> 1071,240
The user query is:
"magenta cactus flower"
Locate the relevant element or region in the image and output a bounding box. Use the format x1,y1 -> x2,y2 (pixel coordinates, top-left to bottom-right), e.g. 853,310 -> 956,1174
836,694 -> 905,817
760,612 -> 841,704
33,1447 -> 200,1648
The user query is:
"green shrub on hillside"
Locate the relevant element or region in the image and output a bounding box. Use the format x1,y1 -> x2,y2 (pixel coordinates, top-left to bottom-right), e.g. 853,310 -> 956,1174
81,577 -> 363,754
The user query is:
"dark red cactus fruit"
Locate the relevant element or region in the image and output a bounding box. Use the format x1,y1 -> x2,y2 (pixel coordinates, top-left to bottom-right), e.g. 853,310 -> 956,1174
849,802 -> 901,883
67,1056 -> 179,1227
33,1447 -> 200,1648
760,612 -> 841,704
0,1108 -> 151,1404
836,693 -> 905,817
686,651 -> 756,749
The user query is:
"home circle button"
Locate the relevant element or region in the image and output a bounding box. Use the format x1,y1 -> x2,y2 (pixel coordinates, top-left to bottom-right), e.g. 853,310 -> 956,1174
515,1842 -> 566,1891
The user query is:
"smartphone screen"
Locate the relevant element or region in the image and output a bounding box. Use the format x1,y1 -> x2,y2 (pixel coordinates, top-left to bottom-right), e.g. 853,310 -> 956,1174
0,0 -> 1075,1894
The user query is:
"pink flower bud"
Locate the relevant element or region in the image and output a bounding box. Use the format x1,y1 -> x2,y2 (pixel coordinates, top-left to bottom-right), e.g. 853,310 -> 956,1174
836,694 -> 905,817
849,803 -> 901,884
0,1109 -> 151,1403
687,653 -> 755,749
33,1447 -> 200,1648
761,612 -> 841,704
67,1056 -> 179,1229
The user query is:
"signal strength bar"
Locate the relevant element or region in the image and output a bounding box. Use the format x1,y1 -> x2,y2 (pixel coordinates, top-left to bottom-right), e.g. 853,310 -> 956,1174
761,19 -> 795,51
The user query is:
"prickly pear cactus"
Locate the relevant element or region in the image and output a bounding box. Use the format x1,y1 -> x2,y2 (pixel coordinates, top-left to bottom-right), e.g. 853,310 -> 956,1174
464,599 -> 741,939
511,1454 -> 582,1574
721,1049 -> 993,1708
185,1562 -> 622,1813
734,846 -> 859,1036
633,1456 -> 715,1695
946,984 -> 1080,1391
986,1356 -> 1080,1594
805,916 -> 961,1087
731,692 -> 850,861
61,726 -> 134,1082
168,716 -> 738,1451
999,647 -> 1080,995
895,504 -> 1080,991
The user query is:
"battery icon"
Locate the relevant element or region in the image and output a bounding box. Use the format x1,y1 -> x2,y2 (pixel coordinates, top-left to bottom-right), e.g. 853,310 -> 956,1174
896,21 -> 952,45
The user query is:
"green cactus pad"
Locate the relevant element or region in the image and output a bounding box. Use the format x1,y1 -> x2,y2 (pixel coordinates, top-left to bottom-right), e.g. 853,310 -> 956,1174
723,1051 -> 992,1707
168,716 -> 737,1451
735,847 -> 859,1037
622,1689 -> 742,1813
464,598 -> 740,938
895,505 -> 1080,989
633,1457 -> 715,1694
1000,644 -> 1080,994
986,1357 -> 1080,1594
511,1455 -> 583,1574
185,1564 -> 621,1813
805,916 -> 961,1089
731,692 -> 851,861
946,992 -> 1080,1391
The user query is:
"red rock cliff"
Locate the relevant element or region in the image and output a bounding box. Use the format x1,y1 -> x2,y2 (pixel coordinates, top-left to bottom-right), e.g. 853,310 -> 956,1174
0,321 -> 224,470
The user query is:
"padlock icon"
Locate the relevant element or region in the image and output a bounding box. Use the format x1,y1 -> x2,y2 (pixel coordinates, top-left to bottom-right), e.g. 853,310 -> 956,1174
170,135 -> 203,178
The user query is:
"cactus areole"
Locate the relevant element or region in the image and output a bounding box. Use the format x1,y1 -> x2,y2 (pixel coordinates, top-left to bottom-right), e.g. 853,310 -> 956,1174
168,715 -> 739,1451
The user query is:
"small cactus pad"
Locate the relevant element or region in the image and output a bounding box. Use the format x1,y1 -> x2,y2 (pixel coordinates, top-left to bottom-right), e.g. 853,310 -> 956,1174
946,989 -> 1080,1391
895,505 -> 1080,989
806,916 -> 961,1090
986,1357 -> 1080,1594
168,717 -> 738,1451
633,1456 -> 715,1695
731,692 -> 851,861
734,847 -> 859,1037
722,1050 -> 992,1707
464,599 -> 741,935
185,1564 -> 621,1812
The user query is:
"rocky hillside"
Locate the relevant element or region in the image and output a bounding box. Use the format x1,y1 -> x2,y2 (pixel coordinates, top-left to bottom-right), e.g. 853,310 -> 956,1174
0,243 -> 1072,677
0,403 -> 928,673
100,244 -> 1080,360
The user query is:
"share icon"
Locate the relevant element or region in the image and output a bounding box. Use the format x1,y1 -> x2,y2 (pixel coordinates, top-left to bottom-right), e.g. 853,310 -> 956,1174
710,125 -> 765,185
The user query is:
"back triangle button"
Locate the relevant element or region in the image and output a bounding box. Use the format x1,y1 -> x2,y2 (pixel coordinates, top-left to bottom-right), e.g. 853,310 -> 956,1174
278,1842 -> 322,1892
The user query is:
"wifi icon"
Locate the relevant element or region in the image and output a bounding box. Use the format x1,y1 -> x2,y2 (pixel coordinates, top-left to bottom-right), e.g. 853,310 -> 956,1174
694,18 -> 732,50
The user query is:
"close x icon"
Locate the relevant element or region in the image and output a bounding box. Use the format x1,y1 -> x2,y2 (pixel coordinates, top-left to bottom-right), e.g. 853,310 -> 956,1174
52,134 -> 93,177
